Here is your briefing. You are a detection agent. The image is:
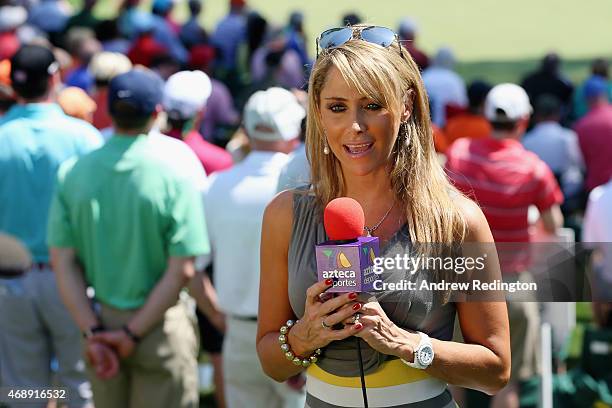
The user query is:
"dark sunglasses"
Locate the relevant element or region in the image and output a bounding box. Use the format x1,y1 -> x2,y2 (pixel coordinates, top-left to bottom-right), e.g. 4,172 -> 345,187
315,26 -> 404,59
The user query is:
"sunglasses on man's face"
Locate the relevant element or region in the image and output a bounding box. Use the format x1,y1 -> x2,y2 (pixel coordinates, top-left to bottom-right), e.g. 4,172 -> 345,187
315,26 -> 404,59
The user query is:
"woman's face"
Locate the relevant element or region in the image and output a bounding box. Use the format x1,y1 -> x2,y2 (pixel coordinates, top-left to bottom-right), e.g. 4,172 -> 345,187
319,65 -> 401,177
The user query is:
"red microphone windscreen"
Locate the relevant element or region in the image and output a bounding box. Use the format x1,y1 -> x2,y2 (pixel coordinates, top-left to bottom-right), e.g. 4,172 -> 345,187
324,198 -> 365,241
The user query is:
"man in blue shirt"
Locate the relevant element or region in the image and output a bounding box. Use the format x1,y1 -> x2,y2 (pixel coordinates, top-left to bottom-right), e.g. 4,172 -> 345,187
0,44 -> 103,407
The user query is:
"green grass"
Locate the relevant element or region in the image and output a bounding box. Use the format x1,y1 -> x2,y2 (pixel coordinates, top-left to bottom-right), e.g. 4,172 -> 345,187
77,0 -> 612,61
198,0 -> 612,63
67,0 -> 608,86
456,57 -> 594,86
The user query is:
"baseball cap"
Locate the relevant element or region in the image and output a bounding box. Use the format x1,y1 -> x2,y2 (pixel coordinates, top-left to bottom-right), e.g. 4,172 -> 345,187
89,52 -> 132,84
484,83 -> 532,122
10,44 -> 58,87
153,0 -> 174,13
0,6 -> 27,32
108,69 -> 164,118
398,17 -> 418,37
162,70 -> 212,120
243,87 -> 305,141
188,45 -> 215,70
583,76 -> 608,100
433,47 -> 456,69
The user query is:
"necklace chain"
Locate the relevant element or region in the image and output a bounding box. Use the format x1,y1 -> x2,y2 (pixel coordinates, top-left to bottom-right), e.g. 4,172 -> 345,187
363,201 -> 395,237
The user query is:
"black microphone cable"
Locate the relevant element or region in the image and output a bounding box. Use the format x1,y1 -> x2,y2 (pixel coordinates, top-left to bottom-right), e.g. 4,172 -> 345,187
356,335 -> 369,408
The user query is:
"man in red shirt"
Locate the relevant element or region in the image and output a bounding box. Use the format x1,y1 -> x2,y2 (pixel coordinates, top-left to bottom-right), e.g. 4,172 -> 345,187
574,76 -> 612,191
445,83 -> 563,408
162,70 -> 233,175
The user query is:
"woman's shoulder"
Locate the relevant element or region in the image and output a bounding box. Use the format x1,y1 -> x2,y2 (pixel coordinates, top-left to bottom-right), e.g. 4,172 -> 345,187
264,190 -> 295,224
263,188 -> 319,252
264,187 -> 310,224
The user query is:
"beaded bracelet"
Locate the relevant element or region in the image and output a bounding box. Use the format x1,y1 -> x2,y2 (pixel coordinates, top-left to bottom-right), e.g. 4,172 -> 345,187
278,319 -> 322,368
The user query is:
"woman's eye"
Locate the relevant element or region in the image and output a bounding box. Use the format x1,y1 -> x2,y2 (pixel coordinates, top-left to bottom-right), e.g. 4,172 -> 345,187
329,104 -> 346,113
366,103 -> 382,110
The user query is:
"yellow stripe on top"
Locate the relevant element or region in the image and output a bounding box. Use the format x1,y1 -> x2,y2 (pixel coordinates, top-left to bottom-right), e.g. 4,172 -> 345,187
306,359 -> 432,388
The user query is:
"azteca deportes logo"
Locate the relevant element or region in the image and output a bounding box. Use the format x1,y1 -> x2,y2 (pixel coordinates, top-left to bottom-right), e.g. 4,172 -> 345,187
321,249 -> 356,280
322,249 -> 352,269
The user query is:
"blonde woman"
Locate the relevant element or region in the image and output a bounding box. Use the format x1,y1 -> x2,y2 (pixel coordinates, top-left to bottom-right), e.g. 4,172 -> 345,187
257,25 -> 510,408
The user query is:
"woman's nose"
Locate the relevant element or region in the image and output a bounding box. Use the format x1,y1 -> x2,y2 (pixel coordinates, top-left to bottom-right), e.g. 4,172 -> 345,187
349,110 -> 367,134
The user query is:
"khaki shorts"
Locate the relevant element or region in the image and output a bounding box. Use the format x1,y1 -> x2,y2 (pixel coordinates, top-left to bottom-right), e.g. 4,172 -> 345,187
505,271 -> 540,382
87,296 -> 199,408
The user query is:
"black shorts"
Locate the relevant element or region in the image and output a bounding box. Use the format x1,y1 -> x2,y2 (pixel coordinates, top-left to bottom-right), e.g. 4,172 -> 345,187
196,308 -> 224,354
196,264 -> 224,354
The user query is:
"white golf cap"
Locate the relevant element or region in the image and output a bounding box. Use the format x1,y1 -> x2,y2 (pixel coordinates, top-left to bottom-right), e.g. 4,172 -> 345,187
163,70 -> 212,120
243,87 -> 305,141
89,52 -> 132,83
0,6 -> 27,32
484,83 -> 533,122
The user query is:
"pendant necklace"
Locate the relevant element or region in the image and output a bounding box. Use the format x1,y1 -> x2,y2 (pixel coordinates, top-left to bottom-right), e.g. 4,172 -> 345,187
363,201 -> 396,237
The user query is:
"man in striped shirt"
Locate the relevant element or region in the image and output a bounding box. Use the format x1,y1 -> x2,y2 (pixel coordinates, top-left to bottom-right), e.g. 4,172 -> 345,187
445,83 -> 563,408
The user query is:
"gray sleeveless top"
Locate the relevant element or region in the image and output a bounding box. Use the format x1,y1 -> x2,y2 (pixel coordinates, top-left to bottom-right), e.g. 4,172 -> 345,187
288,190 -> 456,377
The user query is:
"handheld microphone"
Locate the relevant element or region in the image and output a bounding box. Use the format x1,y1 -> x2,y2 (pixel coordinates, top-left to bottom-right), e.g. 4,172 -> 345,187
316,197 -> 380,293
316,197 -> 376,407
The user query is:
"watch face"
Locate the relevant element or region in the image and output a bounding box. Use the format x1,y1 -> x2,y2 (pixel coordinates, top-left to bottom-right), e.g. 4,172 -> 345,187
418,346 -> 434,366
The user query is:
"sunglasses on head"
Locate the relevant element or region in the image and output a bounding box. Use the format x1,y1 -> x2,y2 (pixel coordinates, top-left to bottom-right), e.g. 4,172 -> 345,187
315,26 -> 404,59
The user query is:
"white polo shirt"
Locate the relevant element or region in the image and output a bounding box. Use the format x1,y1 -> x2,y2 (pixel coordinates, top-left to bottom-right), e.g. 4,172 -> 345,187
583,178 -> 612,296
277,144 -> 310,192
204,151 -> 291,317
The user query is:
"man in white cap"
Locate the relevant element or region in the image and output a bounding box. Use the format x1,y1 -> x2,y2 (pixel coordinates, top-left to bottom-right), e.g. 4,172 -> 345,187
445,83 -> 563,408
162,70 -> 233,175
203,87 -> 305,408
163,69 -> 232,408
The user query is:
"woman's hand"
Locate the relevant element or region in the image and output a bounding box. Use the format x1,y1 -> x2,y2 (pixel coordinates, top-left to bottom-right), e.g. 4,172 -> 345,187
346,301 -> 420,361
288,278 -> 363,357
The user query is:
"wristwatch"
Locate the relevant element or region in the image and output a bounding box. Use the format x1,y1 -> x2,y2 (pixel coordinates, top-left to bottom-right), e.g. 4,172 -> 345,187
401,331 -> 434,369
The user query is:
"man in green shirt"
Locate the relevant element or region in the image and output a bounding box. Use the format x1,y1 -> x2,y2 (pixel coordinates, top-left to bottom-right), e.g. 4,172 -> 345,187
48,69 -> 210,408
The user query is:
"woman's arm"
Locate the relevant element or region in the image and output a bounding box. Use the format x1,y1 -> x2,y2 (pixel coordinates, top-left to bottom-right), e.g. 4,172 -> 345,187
256,191 -> 359,382
401,197 -> 510,394
353,196 -> 510,395
256,191 -> 304,381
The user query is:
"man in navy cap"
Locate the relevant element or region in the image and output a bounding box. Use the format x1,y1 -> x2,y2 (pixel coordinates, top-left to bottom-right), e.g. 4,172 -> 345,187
48,68 -> 211,407
0,44 -> 102,407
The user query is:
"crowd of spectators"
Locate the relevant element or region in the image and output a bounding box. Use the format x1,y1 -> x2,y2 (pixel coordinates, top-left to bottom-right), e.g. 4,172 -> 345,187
0,1 -> 611,407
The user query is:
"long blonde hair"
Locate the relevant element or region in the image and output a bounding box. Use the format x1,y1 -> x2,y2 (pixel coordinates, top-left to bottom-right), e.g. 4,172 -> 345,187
306,25 -> 467,245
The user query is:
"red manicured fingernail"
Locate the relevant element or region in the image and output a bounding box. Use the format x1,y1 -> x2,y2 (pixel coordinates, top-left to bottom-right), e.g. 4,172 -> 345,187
325,278 -> 333,285
348,292 -> 357,300
352,303 -> 361,311
354,323 -> 363,330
